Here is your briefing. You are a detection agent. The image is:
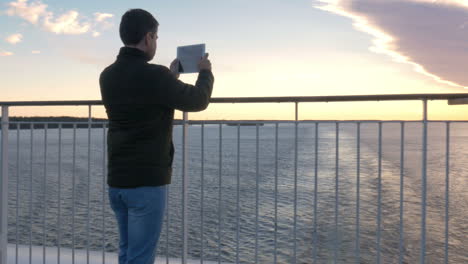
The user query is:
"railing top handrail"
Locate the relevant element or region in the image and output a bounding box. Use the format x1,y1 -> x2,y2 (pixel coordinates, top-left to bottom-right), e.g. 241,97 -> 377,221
1,93 -> 468,106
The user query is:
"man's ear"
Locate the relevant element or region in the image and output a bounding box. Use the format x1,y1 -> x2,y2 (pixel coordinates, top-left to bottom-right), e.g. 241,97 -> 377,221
144,32 -> 151,46
141,32 -> 150,47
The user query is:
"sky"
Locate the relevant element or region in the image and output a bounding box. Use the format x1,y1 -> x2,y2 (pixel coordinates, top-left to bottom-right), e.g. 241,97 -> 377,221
1,0 -> 468,120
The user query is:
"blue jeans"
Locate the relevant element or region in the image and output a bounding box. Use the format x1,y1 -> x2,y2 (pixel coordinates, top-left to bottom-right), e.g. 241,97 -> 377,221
109,185 -> 167,264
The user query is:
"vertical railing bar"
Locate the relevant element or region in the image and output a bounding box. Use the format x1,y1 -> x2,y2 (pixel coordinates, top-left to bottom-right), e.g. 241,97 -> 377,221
236,124 -> 240,264
58,124 -> 62,264
182,112 -> 189,264
274,123 -> 278,264
166,175 -> 169,264
163,124 -> 169,264
444,121 -> 450,264
1,106 -> 9,264
218,123 -> 222,264
313,122 -> 319,264
293,102 -> 298,264
255,123 -> 260,264
355,122 -> 361,263
16,119 -> 20,264
201,123 -> 205,264
420,100 -> 428,264
399,122 -> 405,264
102,123 -> 106,264
43,123 -> 48,264
334,122 -> 339,264
29,123 -> 33,264
72,123 -> 76,264
377,122 -> 382,264
86,106 -> 91,264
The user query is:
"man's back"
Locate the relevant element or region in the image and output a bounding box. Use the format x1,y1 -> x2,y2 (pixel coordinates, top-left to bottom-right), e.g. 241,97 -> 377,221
100,46 -> 214,188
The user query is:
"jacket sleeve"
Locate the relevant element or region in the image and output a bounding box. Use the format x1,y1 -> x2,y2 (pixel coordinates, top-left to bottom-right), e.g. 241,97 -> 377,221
148,65 -> 214,112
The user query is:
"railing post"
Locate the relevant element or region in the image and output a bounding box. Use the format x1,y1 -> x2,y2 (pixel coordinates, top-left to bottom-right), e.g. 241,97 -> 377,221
0,106 -> 9,264
293,102 -> 298,264
182,111 -> 189,264
87,105 -> 92,263
420,99 -> 428,264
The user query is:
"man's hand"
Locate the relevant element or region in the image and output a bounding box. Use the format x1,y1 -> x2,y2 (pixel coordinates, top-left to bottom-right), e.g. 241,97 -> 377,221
170,59 -> 180,79
198,53 -> 211,72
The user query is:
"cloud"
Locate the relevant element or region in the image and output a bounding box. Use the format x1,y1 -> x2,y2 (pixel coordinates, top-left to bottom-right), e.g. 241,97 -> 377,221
6,0 -> 113,36
6,0 -> 47,24
0,51 -> 14,56
43,10 -> 90,34
94,12 -> 113,22
93,12 -> 114,31
92,31 -> 101,37
5,33 -> 23,44
31,50 -> 40,54
315,0 -> 468,88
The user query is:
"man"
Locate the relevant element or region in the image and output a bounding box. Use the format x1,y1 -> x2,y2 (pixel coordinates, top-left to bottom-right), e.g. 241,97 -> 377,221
99,9 -> 214,264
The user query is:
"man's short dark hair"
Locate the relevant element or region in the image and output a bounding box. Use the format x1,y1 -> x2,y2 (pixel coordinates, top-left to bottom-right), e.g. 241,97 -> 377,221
119,9 -> 159,45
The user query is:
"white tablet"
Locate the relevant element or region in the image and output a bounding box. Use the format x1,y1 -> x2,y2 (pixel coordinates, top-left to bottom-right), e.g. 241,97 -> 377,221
177,44 -> 206,74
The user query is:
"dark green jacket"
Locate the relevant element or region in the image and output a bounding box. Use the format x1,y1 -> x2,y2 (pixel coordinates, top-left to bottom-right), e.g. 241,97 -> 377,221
99,47 -> 214,188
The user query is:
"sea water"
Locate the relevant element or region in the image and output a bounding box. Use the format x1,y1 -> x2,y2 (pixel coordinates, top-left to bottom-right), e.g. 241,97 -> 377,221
3,123 -> 468,263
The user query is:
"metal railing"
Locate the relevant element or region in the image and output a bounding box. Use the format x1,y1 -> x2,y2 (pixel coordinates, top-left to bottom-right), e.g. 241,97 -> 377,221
1,93 -> 468,264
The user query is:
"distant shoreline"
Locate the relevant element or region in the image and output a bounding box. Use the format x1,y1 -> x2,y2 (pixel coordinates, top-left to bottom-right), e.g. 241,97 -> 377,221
2,116 -> 109,129
0,117 -> 266,129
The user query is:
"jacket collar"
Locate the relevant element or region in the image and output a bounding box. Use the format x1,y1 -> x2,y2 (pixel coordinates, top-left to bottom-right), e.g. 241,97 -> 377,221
117,46 -> 150,62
